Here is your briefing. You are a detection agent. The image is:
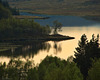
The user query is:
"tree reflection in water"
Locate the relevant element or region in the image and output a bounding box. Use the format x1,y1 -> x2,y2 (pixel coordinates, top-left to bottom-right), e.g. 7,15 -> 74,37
53,41 -> 62,54
0,40 -> 63,64
0,41 -> 51,59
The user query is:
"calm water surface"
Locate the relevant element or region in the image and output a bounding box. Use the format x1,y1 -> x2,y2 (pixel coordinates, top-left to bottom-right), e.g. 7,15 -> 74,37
33,26 -> 100,64
20,12 -> 100,26
0,12 -> 100,65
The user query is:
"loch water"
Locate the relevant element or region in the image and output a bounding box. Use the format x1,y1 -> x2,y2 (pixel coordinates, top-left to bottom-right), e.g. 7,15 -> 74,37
0,12 -> 100,65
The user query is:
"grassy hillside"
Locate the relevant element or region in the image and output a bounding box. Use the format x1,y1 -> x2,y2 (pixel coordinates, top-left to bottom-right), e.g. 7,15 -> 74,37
7,0 -> 100,16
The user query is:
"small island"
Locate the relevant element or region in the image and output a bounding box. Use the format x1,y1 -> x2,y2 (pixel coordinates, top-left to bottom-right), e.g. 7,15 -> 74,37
46,34 -> 75,41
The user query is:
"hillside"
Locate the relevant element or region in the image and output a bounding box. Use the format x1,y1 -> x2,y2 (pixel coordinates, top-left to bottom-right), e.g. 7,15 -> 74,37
0,0 -> 19,18
7,0 -> 100,16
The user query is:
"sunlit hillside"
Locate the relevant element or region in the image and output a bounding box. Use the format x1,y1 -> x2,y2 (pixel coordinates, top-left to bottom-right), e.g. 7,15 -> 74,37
7,0 -> 100,16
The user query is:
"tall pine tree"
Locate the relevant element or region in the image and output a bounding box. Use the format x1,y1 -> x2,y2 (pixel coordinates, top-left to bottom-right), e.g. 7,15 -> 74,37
74,34 -> 100,80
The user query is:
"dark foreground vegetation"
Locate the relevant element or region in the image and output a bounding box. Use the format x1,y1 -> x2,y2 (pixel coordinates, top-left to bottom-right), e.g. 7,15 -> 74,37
74,34 -> 100,80
0,56 -> 83,80
0,34 -> 100,80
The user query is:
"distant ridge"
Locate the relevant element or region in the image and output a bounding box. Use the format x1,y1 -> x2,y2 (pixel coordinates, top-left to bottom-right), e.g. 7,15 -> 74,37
7,0 -> 100,16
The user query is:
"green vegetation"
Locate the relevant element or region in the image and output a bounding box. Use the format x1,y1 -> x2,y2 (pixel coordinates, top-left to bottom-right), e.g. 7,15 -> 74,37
38,56 -> 83,80
0,3 -> 12,19
0,0 -> 19,18
0,56 -> 83,80
87,58 -> 100,80
0,18 -> 51,40
74,34 -> 100,80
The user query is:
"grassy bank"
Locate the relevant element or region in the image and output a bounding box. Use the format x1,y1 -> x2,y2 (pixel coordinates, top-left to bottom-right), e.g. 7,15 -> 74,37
20,10 -> 100,17
13,15 -> 50,19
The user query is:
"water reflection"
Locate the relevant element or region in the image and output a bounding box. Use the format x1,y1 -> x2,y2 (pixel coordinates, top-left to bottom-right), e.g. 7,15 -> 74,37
0,26 -> 100,65
0,41 -> 51,59
0,40 -> 63,64
53,41 -> 62,54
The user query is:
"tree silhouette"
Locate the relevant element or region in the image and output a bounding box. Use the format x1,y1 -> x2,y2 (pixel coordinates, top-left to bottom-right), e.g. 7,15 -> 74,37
74,34 -> 100,79
52,20 -> 62,35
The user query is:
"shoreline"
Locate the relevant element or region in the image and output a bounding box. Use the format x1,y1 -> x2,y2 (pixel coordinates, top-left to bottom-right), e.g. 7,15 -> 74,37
0,34 -> 75,42
19,11 -> 100,22
20,10 -> 100,17
13,15 -> 50,19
